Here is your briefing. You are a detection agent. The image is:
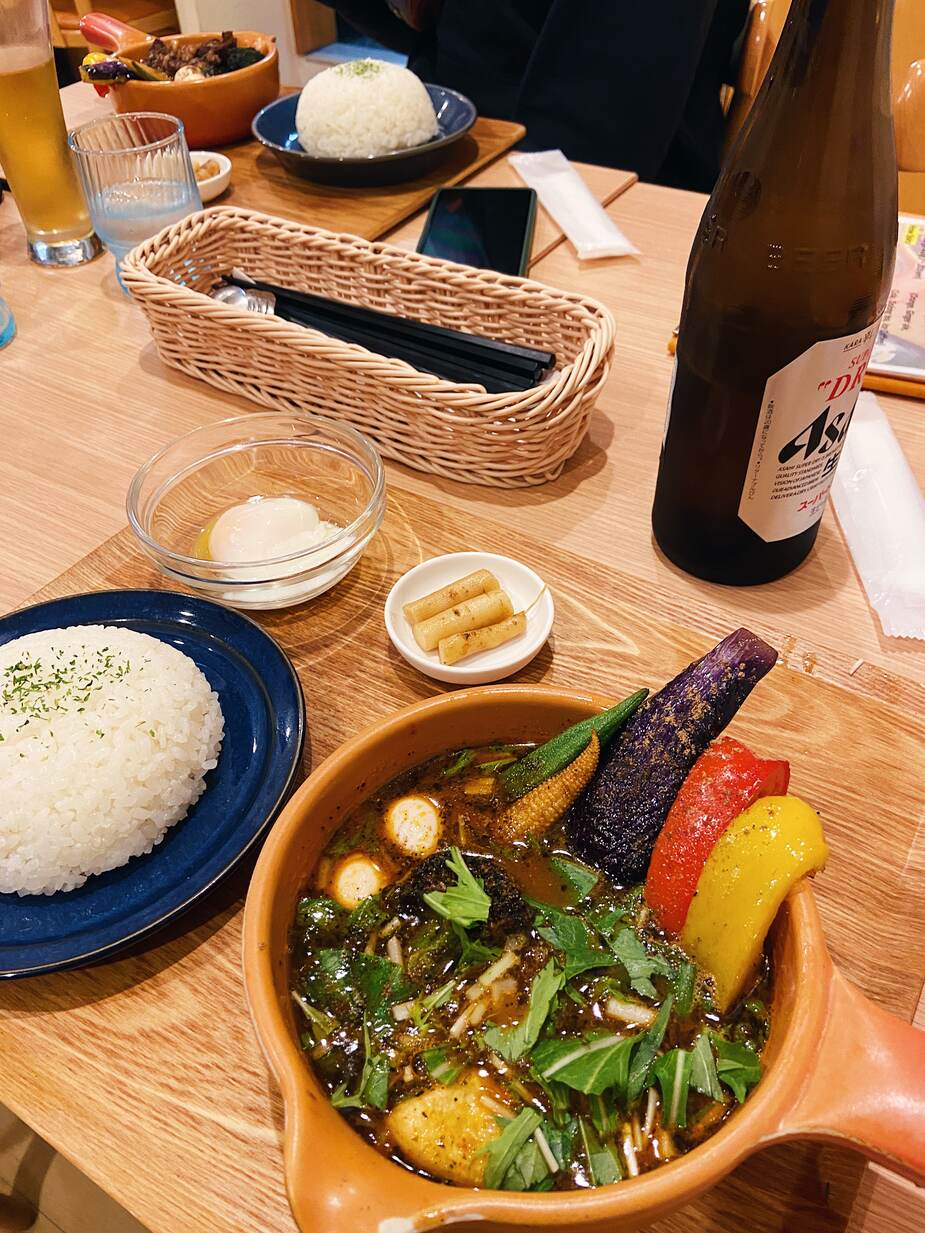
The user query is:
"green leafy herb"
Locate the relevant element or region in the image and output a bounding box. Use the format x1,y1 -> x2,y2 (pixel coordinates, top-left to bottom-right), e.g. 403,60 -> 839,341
532,1033 -> 635,1097
549,856 -> 599,903
442,749 -> 475,778
352,952 -> 414,1025
346,893 -> 387,936
423,848 -> 491,928
501,1137 -> 551,1191
589,1093 -> 618,1138
404,917 -> 454,984
291,991 -> 338,1045
530,899 -> 592,953
303,947 -> 354,1020
481,1108 -> 543,1189
690,1031 -> 723,1101
335,57 -> 384,78
483,960 -> 562,1063
421,1045 -> 464,1086
331,1022 -> 389,1110
671,960 -> 697,1017
579,1117 -> 622,1186
609,928 -> 672,1000
529,899 -> 616,980
627,995 -> 673,1102
588,903 -> 628,940
651,1047 -> 694,1128
451,921 -> 500,969
527,1068 -> 573,1127
420,978 -> 455,1014
475,756 -> 517,774
296,896 -> 346,934
712,1034 -> 762,1103
541,1118 -> 576,1170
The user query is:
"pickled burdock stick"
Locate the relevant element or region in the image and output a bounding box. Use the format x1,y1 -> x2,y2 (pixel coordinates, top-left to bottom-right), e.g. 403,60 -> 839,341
403,569 -> 500,625
413,590 -> 514,652
439,612 -> 526,665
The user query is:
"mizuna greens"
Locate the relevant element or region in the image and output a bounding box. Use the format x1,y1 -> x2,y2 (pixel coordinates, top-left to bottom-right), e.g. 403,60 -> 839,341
290,755 -> 768,1190
289,628 -> 826,1190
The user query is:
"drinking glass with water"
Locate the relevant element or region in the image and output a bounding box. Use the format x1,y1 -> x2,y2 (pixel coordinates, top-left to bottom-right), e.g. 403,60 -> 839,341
69,112 -> 201,289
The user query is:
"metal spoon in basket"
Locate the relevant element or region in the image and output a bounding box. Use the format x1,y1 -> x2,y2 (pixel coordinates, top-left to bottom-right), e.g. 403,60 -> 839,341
211,284 -> 276,314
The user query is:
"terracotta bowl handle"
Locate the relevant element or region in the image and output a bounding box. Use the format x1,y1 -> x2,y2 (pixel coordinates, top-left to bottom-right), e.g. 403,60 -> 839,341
79,12 -> 147,52
775,965 -> 925,1184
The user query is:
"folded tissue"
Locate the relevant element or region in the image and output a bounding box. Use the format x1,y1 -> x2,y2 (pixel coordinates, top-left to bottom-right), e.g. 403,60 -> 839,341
831,392 -> 925,639
508,149 -> 640,260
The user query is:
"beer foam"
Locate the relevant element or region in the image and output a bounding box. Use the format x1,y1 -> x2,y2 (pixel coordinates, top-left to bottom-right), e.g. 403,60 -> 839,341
0,44 -> 50,75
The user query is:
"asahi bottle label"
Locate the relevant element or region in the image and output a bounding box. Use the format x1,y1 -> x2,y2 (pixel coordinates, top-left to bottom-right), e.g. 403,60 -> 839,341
738,321 -> 880,542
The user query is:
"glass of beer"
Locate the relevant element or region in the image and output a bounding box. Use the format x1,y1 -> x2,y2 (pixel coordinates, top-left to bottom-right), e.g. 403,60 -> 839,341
0,0 -> 100,265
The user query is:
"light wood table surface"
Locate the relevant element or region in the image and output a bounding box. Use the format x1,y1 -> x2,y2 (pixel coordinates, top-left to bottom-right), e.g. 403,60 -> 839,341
0,117 -> 923,1233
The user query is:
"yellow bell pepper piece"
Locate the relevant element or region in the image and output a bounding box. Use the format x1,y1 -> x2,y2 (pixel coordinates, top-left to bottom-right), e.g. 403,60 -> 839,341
680,795 -> 828,1011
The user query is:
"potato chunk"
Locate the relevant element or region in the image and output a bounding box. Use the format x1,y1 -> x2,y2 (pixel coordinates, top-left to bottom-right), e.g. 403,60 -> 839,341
386,1070 -> 504,1186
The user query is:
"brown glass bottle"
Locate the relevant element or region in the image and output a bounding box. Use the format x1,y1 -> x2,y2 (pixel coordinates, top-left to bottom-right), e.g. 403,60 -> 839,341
652,0 -> 898,585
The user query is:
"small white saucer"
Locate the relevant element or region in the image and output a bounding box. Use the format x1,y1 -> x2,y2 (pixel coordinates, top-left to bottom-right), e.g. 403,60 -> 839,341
384,551 -> 554,685
190,151 -> 232,203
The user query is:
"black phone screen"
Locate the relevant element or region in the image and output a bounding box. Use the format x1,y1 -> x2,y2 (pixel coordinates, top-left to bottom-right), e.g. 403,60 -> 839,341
416,188 -> 536,276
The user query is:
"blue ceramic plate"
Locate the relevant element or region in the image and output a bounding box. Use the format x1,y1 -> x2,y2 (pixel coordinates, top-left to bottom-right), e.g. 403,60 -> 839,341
0,591 -> 304,978
252,84 -> 477,187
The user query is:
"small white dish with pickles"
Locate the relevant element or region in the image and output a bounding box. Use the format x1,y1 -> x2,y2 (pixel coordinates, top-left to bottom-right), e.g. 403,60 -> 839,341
384,551 -> 554,684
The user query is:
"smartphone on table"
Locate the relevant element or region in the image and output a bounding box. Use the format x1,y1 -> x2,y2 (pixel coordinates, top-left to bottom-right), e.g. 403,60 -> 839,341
416,187 -> 537,277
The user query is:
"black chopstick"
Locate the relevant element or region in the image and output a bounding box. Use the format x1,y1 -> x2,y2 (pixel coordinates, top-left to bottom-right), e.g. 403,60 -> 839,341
280,301 -> 534,393
228,274 -> 555,377
283,298 -> 547,382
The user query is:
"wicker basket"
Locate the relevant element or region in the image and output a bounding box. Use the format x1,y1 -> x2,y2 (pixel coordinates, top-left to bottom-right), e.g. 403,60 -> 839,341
122,207 -> 615,488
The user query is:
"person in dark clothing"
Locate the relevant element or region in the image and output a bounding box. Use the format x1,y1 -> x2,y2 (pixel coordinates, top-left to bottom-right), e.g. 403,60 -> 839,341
314,0 -> 749,192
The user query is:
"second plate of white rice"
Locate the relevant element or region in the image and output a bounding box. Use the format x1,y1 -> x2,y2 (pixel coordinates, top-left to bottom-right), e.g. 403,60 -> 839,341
0,625 -> 225,896
0,590 -> 304,977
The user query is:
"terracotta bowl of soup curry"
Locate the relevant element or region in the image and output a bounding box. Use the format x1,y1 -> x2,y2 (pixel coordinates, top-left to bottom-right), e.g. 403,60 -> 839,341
79,13 -> 278,147
243,685 -> 925,1233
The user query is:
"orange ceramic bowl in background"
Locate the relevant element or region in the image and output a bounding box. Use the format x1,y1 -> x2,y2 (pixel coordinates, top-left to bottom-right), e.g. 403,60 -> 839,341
79,13 -> 279,147
243,686 -> 925,1233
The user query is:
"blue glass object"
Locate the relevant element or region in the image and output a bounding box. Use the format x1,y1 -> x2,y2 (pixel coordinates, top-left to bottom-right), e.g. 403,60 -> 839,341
0,590 -> 305,978
0,296 -> 14,349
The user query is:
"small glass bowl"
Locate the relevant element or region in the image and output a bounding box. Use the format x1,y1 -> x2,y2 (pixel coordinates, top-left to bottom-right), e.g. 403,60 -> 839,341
127,412 -> 386,610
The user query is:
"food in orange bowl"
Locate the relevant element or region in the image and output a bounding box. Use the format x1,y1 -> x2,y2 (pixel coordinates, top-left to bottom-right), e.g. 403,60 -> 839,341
243,632 -> 925,1232
78,13 -> 278,147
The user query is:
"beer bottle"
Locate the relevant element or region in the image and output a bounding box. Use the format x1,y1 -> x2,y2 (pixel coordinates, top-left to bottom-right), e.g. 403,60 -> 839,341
652,0 -> 898,585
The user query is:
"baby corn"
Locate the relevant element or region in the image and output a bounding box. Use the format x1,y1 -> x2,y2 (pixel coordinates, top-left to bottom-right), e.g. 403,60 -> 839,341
495,731 -> 600,842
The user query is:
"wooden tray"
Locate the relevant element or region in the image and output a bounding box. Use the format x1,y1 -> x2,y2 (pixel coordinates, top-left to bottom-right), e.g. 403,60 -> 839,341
2,483 -> 924,1233
218,116 -> 526,240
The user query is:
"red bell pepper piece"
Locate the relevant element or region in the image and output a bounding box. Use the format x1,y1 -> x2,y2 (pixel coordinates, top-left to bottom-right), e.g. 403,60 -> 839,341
644,736 -> 789,935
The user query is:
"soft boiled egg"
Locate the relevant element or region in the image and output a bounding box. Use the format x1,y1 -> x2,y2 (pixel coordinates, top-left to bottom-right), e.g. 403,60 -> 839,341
205,496 -> 336,563
330,852 -> 389,910
384,796 -> 442,858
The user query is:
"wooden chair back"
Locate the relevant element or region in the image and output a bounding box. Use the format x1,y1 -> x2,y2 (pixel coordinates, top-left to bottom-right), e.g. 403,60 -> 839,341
728,0 -> 925,185
50,0 -> 178,51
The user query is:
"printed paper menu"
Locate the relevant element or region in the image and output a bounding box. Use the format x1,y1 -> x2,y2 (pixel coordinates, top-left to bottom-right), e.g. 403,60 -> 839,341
869,215 -> 925,385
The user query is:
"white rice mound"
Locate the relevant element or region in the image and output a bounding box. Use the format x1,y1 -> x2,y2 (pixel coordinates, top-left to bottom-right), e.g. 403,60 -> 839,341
295,58 -> 439,159
0,625 -> 224,896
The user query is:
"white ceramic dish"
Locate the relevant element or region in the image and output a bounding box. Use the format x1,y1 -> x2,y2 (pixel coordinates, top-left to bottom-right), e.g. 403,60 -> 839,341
384,551 -> 554,685
190,151 -> 232,203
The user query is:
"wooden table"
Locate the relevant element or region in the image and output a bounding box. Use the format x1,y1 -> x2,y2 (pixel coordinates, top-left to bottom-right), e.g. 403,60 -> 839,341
0,125 -> 923,1233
